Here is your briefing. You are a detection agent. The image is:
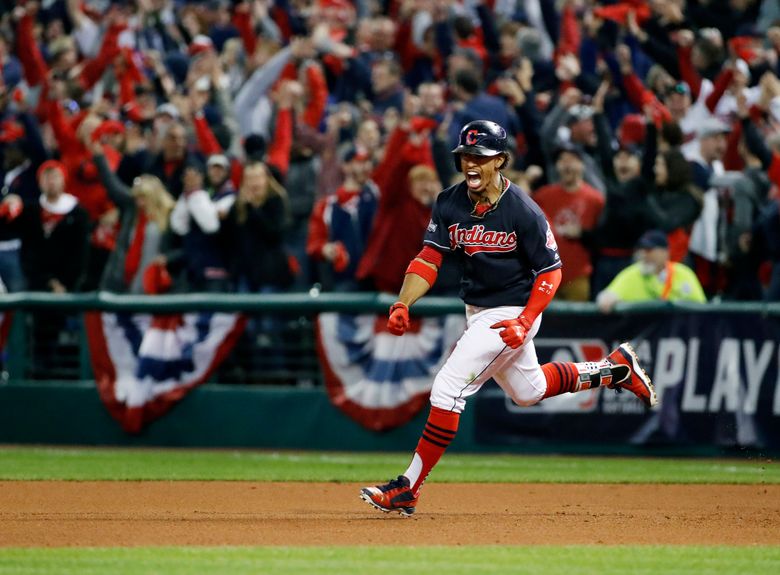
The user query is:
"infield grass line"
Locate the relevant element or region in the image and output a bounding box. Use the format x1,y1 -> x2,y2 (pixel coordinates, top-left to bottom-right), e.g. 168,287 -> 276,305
0,546 -> 778,575
0,447 -> 777,483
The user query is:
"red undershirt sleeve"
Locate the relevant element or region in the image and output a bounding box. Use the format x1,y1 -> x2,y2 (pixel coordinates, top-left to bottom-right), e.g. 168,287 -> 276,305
521,267 -> 562,323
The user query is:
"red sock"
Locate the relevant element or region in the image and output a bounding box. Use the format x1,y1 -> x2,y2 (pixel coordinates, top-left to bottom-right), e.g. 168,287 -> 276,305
542,362 -> 578,398
542,361 -> 606,399
404,406 -> 459,494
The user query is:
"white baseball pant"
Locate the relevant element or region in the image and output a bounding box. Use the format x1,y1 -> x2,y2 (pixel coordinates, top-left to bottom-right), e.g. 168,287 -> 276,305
429,305 -> 546,413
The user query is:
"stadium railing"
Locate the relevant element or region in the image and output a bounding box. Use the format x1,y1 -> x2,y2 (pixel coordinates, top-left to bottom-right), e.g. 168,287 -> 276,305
1,292 -> 779,384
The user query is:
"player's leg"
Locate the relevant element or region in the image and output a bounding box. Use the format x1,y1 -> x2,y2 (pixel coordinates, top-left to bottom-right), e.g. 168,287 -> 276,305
490,313 -> 622,407
495,337 -> 656,408
404,306 -> 533,492
602,343 -> 656,406
538,343 -> 655,406
491,338 -> 547,407
360,306 -> 524,515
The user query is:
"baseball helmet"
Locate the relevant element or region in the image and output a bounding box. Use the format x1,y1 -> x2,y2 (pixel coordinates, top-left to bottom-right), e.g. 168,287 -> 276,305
452,120 -> 508,172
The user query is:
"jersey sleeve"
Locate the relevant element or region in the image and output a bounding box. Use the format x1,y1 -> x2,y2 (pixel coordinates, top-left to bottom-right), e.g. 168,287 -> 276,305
520,209 -> 562,275
422,195 -> 452,252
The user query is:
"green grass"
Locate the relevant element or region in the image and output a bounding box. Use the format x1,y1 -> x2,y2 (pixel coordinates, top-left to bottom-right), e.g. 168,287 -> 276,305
0,446 -> 777,483
0,546 -> 778,575
2,449 -> 778,574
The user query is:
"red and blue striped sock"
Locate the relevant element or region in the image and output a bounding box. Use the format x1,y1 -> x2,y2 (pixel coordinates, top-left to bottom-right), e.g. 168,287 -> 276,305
403,406 -> 459,495
541,360 -> 612,398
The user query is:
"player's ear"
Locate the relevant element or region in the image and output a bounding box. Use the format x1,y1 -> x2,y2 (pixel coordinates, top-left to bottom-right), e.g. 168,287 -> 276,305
497,153 -> 508,170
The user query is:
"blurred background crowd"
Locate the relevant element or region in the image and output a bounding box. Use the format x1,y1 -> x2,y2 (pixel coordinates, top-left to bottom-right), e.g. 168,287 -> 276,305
1,0 -> 780,305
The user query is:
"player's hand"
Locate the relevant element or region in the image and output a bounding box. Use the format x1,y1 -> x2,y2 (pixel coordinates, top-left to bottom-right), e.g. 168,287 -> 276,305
490,315 -> 532,349
387,302 -> 410,336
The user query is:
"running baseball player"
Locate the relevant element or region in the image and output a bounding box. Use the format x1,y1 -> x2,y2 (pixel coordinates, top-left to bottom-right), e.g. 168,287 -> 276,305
360,120 -> 656,516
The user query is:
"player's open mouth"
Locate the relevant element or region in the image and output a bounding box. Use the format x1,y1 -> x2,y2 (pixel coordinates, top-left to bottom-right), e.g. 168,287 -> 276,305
466,170 -> 482,189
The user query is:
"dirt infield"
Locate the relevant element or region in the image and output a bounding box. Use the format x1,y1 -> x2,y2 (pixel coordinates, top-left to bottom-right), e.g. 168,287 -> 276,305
2,481 -> 779,547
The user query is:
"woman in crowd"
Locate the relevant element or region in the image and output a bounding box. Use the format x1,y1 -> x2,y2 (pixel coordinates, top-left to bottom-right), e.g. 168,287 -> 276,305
93,142 -> 175,294
222,161 -> 294,293
635,118 -> 703,262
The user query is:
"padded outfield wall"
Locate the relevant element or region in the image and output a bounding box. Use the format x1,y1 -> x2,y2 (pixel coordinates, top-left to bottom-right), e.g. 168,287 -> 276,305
1,293 -> 779,455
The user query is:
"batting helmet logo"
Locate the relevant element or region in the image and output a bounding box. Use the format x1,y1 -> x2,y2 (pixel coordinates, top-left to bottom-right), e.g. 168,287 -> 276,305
452,120 -> 508,172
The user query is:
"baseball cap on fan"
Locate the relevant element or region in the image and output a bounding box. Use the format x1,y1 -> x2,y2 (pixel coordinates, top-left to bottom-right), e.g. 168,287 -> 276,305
618,114 -> 646,148
156,103 -> 181,120
207,154 -> 230,169
318,0 -> 354,25
697,117 -> 731,139
636,230 -> 669,250
188,35 -> 214,58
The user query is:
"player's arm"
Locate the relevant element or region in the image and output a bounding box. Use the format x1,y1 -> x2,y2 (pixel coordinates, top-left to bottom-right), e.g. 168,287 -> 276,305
490,267 -> 562,348
521,267 -> 561,322
397,261 -> 436,306
388,247 -> 443,336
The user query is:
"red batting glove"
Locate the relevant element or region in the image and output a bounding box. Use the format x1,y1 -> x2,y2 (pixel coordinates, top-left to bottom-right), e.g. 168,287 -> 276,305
387,302 -> 410,336
490,315 -> 532,349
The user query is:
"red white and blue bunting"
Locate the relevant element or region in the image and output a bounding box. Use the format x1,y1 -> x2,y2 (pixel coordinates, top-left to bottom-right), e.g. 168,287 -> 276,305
316,312 -> 466,431
85,311 -> 246,433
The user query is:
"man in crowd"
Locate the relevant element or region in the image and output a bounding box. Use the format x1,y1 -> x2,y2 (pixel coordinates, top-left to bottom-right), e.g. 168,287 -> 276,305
534,145 -> 604,301
597,230 -> 707,312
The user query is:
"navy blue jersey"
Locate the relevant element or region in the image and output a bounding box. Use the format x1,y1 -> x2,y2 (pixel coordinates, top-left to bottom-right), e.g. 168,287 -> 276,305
424,179 -> 561,307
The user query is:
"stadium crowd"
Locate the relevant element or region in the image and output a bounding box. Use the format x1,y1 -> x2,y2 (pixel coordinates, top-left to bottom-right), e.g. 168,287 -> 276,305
1,0 -> 779,304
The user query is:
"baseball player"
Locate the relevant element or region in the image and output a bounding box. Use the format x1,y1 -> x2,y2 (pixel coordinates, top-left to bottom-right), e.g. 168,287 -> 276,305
360,120 -> 656,516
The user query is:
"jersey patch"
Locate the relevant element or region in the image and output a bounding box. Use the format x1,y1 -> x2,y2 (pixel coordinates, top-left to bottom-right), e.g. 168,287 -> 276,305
545,220 -> 558,251
427,220 -> 437,233
448,223 -> 517,255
